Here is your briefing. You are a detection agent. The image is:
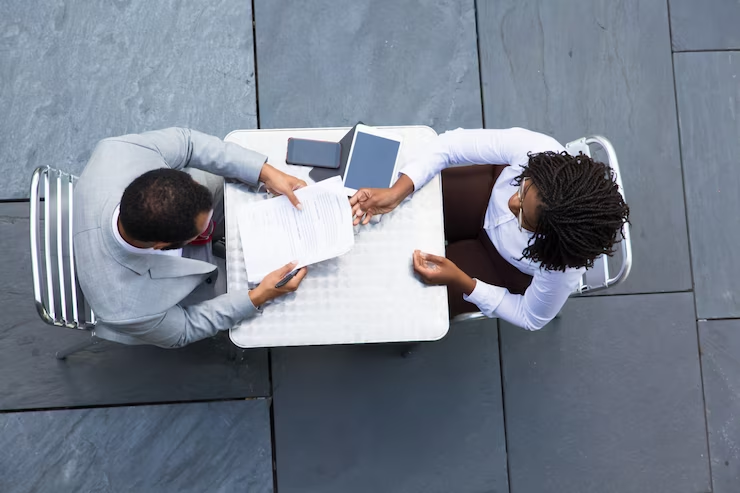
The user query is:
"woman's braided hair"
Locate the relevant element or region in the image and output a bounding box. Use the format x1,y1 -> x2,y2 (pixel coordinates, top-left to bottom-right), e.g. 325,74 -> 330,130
514,151 -> 630,271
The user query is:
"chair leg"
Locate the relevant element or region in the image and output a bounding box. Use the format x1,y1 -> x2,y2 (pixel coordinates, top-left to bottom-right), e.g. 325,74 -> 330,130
212,239 -> 226,259
56,335 -> 99,360
399,342 -> 422,358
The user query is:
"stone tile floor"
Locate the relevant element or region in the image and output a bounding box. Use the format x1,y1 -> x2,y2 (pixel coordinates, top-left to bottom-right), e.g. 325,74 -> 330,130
1,1 -> 738,492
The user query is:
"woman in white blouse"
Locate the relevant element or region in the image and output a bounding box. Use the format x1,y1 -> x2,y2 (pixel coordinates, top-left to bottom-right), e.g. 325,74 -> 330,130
349,128 -> 630,330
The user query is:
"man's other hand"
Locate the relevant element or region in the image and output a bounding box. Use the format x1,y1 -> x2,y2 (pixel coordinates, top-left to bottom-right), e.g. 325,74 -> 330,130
249,261 -> 308,307
260,164 -> 307,209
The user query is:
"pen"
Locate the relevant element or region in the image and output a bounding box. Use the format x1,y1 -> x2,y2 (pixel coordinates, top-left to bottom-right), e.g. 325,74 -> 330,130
275,268 -> 300,288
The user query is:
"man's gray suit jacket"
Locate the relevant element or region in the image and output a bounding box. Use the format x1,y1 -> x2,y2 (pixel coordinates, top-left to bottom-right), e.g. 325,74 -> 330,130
73,128 -> 267,348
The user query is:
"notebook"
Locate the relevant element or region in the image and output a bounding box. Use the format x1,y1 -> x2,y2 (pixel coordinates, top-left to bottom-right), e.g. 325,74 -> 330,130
237,176 -> 355,284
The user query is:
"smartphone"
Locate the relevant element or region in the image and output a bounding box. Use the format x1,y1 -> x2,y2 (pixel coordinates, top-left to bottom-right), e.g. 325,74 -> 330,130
286,138 -> 341,169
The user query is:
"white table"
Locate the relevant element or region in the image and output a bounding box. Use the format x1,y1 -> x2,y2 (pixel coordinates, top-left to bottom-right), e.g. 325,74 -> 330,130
224,126 -> 449,348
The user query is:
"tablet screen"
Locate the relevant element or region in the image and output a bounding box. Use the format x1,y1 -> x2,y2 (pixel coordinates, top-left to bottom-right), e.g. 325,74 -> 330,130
344,131 -> 401,190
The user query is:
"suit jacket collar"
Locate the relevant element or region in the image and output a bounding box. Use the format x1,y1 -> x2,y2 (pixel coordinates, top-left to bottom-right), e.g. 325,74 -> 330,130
99,198 -> 216,279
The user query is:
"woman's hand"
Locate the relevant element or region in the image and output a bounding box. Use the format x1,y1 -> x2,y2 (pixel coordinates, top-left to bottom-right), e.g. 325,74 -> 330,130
249,261 -> 308,306
260,164 -> 307,209
349,174 -> 415,225
412,250 -> 476,295
349,188 -> 403,225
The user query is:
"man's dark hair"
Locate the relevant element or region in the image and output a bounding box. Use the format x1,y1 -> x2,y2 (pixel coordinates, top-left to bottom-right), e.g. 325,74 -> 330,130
514,151 -> 630,271
120,168 -> 213,243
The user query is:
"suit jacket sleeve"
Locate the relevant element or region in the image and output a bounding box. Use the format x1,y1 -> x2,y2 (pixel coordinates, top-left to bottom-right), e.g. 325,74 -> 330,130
104,289 -> 260,348
130,127 -> 267,186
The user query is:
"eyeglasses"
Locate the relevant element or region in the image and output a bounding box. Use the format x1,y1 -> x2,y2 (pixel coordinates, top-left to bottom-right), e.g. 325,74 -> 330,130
518,178 -> 527,232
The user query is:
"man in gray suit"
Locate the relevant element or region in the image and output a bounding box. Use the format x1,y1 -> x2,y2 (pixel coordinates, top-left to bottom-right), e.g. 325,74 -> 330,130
73,127 -> 307,348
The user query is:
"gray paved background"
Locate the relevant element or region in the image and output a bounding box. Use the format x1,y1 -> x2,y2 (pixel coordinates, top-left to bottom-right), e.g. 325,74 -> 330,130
1,0 -> 737,492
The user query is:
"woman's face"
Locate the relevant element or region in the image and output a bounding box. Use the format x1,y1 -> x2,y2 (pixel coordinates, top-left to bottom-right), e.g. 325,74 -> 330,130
508,178 -> 542,232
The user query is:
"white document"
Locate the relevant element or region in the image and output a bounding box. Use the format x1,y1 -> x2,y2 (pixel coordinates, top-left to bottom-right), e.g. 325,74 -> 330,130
238,176 -> 355,284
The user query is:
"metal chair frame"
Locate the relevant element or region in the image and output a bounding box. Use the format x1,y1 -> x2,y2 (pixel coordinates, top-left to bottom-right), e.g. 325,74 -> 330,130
451,135 -> 633,324
30,135 -> 631,351
30,166 -> 100,359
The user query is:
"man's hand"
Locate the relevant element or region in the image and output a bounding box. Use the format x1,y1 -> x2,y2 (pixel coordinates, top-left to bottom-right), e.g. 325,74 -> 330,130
349,174 -> 415,225
260,164 -> 307,209
412,250 -> 476,295
249,261 -> 308,306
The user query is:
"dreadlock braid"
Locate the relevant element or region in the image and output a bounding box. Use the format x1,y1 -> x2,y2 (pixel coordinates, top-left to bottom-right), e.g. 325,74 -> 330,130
514,151 -> 630,271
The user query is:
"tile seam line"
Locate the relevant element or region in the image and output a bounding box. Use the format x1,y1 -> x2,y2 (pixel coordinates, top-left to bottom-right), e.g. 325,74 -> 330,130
474,0 -> 486,128
475,4 -> 507,487
251,3 -> 276,489
473,10 -> 512,490
673,48 -> 740,53
576,289 -> 693,299
268,349 -> 279,493
666,1 -> 713,490
251,0 -> 261,130
497,318 -> 513,493
0,396 -> 271,415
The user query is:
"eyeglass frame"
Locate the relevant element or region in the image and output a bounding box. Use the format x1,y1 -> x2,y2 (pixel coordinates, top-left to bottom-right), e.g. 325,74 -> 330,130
517,177 -> 527,232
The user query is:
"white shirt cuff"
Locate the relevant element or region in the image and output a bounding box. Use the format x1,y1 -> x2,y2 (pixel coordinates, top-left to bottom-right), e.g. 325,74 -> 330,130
398,170 -> 424,193
462,278 -> 506,317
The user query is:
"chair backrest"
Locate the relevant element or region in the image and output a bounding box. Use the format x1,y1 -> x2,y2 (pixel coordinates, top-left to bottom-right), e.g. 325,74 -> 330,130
30,166 -> 95,329
564,136 -> 632,294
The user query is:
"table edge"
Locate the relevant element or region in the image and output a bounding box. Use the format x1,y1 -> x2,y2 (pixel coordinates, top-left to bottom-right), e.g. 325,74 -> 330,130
224,125 -> 438,142
224,125 -> 448,347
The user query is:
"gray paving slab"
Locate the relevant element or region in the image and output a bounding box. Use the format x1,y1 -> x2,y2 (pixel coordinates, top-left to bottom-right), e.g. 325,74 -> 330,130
0,0 -> 257,200
476,0 -> 691,295
0,399 -> 273,493
0,203 -> 269,410
699,320 -> 740,493
271,320 -> 508,493
669,0 -> 740,51
500,293 -> 710,493
253,0 -> 482,131
674,52 -> 740,319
